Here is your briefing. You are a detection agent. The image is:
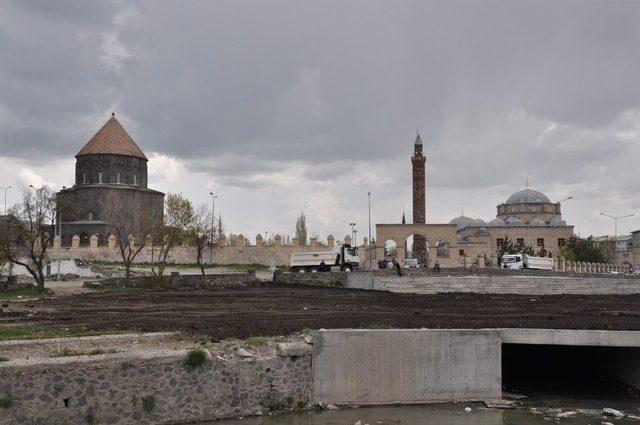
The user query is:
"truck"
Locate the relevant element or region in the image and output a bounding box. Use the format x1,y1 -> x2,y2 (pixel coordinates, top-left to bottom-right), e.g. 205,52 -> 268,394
501,254 -> 554,270
289,244 -> 360,273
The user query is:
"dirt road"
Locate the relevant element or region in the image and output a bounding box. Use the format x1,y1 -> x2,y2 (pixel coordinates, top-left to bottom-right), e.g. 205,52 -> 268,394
4,285 -> 640,340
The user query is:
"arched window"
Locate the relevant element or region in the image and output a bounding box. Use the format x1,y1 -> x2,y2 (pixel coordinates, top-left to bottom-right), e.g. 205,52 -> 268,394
384,240 -> 398,257
436,239 -> 450,257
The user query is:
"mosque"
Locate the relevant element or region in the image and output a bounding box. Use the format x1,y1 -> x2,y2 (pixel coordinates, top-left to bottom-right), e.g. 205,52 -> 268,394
374,135 -> 574,268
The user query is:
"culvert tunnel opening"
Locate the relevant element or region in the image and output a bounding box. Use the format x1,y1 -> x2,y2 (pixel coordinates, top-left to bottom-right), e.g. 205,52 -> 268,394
502,344 -> 640,407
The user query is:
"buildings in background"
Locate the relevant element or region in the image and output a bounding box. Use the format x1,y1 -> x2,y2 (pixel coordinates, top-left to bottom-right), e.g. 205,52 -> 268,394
56,114 -> 164,246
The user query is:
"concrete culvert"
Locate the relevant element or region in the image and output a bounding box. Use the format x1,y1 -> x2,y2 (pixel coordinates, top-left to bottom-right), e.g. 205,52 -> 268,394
502,344 -> 640,407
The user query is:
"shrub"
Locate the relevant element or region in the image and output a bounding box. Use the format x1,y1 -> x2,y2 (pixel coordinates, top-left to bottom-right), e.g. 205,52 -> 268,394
142,395 -> 156,413
183,348 -> 208,367
0,395 -> 13,408
0,357 -> 8,362
246,336 -> 267,346
89,349 -> 104,355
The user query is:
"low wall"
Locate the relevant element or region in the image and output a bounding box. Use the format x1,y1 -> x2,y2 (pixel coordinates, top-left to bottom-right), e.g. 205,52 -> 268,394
313,329 -> 502,405
0,344 -> 312,425
90,270 -> 260,289
272,270 -> 347,287
351,272 -> 640,295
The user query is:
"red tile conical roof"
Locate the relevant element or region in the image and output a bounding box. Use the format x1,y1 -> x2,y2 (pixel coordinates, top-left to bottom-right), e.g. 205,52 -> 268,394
76,114 -> 147,160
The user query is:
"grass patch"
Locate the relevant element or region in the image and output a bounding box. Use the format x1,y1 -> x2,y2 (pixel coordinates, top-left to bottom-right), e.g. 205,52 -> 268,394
142,395 -> 156,413
183,348 -> 208,367
299,328 -> 314,337
0,357 -> 8,362
53,347 -> 117,357
246,336 -> 268,346
90,284 -> 141,293
0,326 -> 129,341
0,286 -> 53,300
0,395 -> 13,408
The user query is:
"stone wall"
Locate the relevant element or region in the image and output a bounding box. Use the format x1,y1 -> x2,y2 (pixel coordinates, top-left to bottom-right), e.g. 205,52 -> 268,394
272,270 -> 347,286
48,238 -> 353,267
0,346 -> 312,425
90,270 -> 260,289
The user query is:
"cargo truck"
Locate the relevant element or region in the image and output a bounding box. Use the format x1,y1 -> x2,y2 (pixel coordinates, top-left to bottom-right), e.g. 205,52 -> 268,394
289,244 -> 360,273
501,254 -> 554,270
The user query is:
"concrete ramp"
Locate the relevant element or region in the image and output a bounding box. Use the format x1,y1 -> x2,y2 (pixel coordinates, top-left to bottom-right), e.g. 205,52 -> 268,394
312,329 -> 501,405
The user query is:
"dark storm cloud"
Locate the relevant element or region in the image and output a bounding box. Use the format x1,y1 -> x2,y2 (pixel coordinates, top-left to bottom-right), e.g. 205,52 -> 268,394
1,0 -> 640,197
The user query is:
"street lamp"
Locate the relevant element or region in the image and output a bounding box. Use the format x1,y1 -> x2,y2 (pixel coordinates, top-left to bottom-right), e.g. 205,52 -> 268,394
368,192 -> 372,270
600,212 -> 634,249
0,185 -> 11,215
209,192 -> 218,244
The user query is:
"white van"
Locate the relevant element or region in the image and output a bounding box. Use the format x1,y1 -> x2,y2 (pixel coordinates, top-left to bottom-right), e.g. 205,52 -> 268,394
501,254 -> 554,270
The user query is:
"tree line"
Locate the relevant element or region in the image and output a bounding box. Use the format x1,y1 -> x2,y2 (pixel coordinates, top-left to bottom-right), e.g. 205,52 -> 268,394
0,187 -> 214,291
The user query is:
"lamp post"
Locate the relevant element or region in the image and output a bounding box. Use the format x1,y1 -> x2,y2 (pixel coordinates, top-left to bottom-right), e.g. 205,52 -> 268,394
209,192 -> 217,244
368,192 -> 372,270
600,212 -> 634,250
0,185 -> 11,215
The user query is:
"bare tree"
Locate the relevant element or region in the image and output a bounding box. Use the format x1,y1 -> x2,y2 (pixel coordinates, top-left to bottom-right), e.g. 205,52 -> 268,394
0,187 -> 56,292
190,205 -> 212,279
151,193 -> 195,276
103,192 -> 162,281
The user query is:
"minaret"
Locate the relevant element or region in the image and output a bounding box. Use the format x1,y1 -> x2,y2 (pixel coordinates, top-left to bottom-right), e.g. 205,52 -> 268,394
412,133 -> 426,223
411,133 -> 427,262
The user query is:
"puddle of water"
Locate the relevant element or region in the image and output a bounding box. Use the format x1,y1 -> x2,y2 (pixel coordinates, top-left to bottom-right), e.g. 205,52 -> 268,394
211,404 -> 640,425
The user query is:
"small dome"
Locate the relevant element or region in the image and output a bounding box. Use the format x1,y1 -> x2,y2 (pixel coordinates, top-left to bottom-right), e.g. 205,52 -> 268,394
529,217 -> 547,226
505,188 -> 551,205
505,216 -> 525,226
488,218 -> 506,227
548,217 -> 567,226
449,215 -> 474,230
476,227 -> 490,236
471,218 -> 487,227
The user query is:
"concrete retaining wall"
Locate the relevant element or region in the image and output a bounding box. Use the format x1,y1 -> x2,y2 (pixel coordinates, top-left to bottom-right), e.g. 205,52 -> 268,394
353,272 -> 640,295
312,329 -> 502,405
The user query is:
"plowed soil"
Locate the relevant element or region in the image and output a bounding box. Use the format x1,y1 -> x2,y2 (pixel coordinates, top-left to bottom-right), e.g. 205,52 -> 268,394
4,285 -> 640,339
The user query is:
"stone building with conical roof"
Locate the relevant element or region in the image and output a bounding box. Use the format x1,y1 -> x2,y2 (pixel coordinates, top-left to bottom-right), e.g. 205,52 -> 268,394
56,114 -> 164,245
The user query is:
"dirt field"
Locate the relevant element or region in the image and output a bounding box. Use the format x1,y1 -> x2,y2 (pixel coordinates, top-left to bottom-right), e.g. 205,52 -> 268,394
4,285 -> 640,339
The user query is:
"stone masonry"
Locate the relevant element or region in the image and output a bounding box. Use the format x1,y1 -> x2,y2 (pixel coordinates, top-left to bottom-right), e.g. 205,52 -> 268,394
0,345 -> 312,424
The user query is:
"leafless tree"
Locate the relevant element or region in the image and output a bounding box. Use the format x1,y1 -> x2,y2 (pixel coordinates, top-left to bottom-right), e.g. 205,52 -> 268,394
151,193 -> 195,276
0,187 -> 57,292
103,192 -> 162,281
190,205 -> 212,279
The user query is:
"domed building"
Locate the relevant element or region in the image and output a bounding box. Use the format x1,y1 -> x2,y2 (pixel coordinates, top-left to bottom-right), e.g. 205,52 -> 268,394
497,188 -> 562,224
56,114 -> 165,246
451,186 -> 574,263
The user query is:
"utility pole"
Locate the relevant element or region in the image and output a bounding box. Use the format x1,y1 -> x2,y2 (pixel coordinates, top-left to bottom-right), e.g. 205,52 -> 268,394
209,192 -> 218,244
368,192 -> 372,270
1,185 -> 11,215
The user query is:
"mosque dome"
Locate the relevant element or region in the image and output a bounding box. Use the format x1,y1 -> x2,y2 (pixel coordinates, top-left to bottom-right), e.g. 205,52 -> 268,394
487,218 -> 506,227
504,188 -> 551,205
471,218 -> 487,227
529,217 -> 547,226
449,215 -> 474,230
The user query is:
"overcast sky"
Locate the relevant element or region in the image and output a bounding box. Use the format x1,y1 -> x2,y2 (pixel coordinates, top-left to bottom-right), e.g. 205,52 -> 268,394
1,0 -> 639,241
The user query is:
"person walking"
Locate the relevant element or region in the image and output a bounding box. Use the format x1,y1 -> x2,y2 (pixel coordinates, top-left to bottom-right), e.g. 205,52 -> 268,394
393,258 -> 402,277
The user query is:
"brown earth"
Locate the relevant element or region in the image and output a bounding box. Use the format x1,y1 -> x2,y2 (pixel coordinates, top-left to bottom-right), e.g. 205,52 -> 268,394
3,284 -> 640,339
